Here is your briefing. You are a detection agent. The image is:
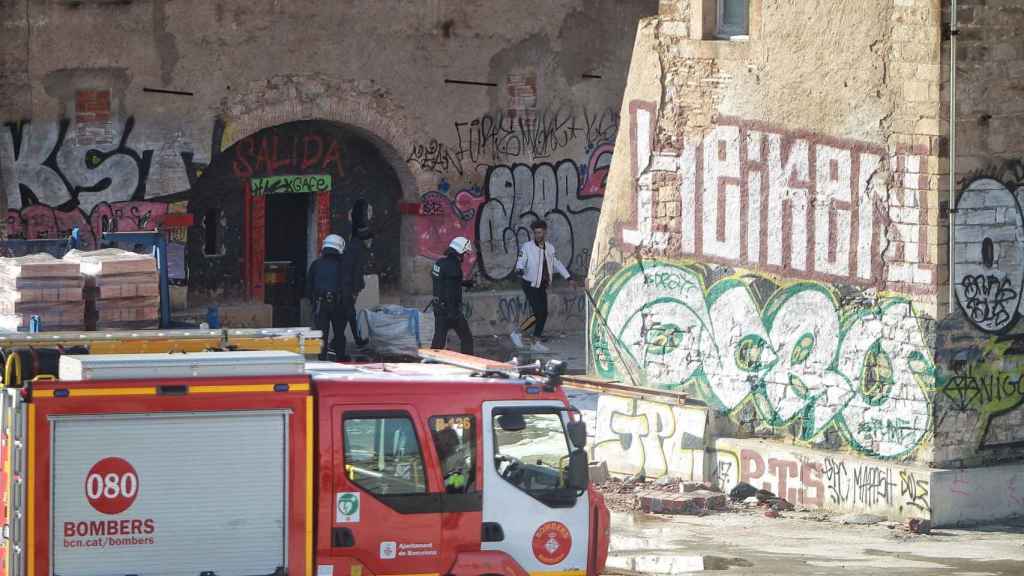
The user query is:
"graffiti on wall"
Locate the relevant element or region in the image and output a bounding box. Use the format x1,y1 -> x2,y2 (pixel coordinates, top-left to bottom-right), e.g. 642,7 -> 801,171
953,164 -> 1024,333
411,106 -> 617,281
591,260 -> 934,459
417,141 -> 612,280
593,395 -> 706,479
623,101 -> 935,294
7,201 -> 171,247
712,443 -> 932,518
1,118 -> 201,246
934,159 -> 1024,455
230,128 -> 343,180
476,158 -> 603,280
939,339 -> 1024,450
408,107 -> 617,176
444,106 -> 618,172
415,181 -> 485,277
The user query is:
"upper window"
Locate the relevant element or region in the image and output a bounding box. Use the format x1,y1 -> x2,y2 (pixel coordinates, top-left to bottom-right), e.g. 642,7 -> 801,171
429,415 -> 476,493
717,0 -> 749,38
343,414 -> 427,495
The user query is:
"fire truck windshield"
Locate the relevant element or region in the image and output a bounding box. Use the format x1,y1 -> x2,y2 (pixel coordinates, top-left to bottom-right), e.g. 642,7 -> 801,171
492,408 -> 578,507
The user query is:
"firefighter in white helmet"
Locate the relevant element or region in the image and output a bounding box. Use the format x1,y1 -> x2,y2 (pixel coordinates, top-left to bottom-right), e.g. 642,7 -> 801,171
430,236 -> 475,354
307,234 -> 352,361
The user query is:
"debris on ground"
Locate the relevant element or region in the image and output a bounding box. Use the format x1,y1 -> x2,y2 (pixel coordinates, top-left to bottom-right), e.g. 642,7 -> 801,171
729,482 -> 758,501
597,475 -> 917,533
624,472 -> 646,486
906,518 -> 932,535
638,489 -> 729,516
596,477 -> 730,515
653,476 -> 681,492
839,513 -> 885,526
682,482 -> 711,493
766,498 -> 795,512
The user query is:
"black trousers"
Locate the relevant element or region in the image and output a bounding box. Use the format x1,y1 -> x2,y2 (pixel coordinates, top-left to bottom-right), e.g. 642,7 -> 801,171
431,315 -> 474,355
315,296 -> 352,360
522,283 -> 549,338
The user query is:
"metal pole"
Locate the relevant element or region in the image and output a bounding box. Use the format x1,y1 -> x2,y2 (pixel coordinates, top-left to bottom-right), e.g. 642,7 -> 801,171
584,282 -> 591,375
949,0 -> 959,314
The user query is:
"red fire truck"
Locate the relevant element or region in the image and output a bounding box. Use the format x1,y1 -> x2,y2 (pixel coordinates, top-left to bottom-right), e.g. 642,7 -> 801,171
0,347 -> 609,576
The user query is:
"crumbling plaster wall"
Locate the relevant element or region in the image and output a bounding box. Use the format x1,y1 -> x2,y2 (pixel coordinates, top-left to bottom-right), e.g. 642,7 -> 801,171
589,0 -> 946,465
0,0 -> 658,309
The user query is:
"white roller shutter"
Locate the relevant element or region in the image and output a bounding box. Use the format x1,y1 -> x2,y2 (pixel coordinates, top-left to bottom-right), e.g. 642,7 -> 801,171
51,411 -> 289,576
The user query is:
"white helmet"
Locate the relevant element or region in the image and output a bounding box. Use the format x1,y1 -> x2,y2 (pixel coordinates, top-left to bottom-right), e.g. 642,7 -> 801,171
449,236 -> 473,255
323,234 -> 345,254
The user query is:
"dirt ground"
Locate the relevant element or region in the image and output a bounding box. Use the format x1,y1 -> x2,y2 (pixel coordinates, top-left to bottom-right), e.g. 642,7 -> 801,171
606,506 -> 1024,575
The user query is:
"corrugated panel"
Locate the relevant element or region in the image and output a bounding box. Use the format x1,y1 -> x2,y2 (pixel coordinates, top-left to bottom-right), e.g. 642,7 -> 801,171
58,351 -> 305,380
51,411 -> 288,576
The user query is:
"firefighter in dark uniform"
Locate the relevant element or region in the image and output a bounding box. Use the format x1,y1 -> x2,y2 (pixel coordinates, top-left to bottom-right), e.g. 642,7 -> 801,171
307,234 -> 352,361
430,236 -> 475,355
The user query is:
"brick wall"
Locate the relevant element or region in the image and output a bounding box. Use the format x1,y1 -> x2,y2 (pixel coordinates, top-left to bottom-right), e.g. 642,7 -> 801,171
590,0 -> 945,465
933,0 -> 1024,468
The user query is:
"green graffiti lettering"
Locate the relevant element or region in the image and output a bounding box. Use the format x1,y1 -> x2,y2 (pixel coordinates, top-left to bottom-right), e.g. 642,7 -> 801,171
590,260 -> 933,459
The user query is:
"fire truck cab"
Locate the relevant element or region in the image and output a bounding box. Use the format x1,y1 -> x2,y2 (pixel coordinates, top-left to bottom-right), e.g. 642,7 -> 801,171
0,348 -> 609,576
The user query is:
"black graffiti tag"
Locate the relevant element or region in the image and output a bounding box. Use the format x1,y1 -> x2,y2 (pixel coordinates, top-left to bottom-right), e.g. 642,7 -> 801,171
960,275 -> 1019,330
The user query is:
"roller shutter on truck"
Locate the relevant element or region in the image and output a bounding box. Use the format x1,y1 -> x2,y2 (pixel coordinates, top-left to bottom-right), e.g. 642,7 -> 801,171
51,410 -> 289,576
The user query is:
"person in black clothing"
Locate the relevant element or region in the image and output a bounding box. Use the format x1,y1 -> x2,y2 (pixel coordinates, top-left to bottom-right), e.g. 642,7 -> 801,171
344,199 -> 372,347
307,234 -> 353,361
430,236 -> 475,355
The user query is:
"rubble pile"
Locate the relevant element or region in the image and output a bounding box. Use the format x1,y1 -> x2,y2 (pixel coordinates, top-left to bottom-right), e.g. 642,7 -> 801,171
594,475 -> 802,518
65,249 -> 160,330
0,254 -> 86,332
594,475 -> 731,516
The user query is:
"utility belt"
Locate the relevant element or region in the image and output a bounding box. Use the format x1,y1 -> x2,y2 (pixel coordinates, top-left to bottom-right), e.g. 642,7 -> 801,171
428,298 -> 461,318
315,291 -> 339,305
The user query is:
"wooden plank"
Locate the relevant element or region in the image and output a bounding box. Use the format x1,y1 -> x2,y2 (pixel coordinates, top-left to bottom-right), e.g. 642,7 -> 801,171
0,328 -> 322,355
416,349 -> 515,372
561,374 -> 692,405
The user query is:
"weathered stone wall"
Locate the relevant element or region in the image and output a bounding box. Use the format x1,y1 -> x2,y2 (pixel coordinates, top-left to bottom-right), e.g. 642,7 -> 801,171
589,0 -> 945,465
0,0 -> 658,316
934,0 -> 1024,468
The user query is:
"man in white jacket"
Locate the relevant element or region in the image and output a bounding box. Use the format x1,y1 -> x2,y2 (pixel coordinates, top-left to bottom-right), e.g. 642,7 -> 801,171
513,220 -> 576,350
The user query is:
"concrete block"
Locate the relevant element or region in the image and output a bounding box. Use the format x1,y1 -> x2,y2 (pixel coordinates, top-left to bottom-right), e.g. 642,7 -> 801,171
682,482 -> 712,493
638,490 -> 727,515
589,461 -> 610,485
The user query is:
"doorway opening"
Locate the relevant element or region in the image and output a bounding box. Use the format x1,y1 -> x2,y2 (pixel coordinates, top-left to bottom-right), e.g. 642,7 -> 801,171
263,193 -> 311,327
186,119 -> 405,320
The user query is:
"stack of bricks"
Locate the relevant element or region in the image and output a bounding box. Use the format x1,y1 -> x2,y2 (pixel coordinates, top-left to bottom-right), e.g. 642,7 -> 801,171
0,254 -> 86,332
64,249 -> 160,330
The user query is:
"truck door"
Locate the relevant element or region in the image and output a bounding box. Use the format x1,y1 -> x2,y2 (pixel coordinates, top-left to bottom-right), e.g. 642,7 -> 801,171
481,401 -> 590,575
329,405 -> 443,574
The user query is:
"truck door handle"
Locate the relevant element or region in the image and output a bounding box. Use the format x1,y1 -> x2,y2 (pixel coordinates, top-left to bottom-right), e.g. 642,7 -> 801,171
481,522 -> 504,542
332,527 -> 355,548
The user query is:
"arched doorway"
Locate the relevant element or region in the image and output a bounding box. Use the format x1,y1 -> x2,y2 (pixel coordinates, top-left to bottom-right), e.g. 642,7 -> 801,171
187,120 -> 402,325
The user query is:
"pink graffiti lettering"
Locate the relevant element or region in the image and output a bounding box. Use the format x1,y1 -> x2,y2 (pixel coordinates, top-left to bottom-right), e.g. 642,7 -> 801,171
580,143 -> 613,198
416,188 -> 486,277
7,201 -> 170,248
741,449 -> 824,507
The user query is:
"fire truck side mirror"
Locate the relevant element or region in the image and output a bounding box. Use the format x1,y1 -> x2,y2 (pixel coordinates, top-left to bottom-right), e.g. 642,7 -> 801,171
567,449 -> 589,491
567,420 -> 587,449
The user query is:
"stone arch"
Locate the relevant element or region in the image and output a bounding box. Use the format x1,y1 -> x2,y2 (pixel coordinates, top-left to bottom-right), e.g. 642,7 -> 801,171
202,75 -> 436,299
218,74 -> 433,201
